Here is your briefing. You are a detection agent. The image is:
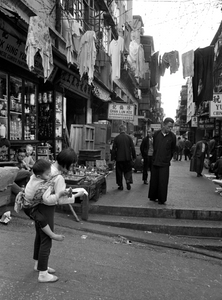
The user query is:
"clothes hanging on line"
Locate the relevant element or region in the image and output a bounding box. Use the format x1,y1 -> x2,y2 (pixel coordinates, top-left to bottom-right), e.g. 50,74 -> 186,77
77,31 -> 97,84
150,51 -> 159,87
182,50 -> 194,79
25,16 -> 53,82
108,36 -> 124,81
192,46 -> 214,105
162,50 -> 180,74
62,11 -> 81,65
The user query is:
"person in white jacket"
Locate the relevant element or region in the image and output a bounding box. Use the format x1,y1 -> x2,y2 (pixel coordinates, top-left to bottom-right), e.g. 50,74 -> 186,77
15,159 -> 74,241
15,149 -> 88,283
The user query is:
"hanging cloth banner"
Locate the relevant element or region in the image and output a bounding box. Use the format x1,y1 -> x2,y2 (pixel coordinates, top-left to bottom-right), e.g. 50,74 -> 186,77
77,30 -> 97,85
25,16 -> 53,82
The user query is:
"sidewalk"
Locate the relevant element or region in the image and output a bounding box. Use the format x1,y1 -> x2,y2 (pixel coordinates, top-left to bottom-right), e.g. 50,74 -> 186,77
91,159 -> 222,211
3,158 -> 222,258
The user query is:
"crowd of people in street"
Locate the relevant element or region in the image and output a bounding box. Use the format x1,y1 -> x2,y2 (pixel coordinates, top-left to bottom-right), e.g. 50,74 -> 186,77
7,119 -> 222,284
110,119 -> 222,204
111,118 -> 176,205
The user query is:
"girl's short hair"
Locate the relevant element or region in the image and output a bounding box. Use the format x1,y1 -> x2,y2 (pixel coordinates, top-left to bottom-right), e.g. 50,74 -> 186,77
56,147 -> 77,170
32,159 -> 51,176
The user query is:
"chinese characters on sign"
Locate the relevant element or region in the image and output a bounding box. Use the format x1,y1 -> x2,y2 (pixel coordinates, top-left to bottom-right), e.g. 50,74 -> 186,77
209,93 -> 222,117
108,103 -> 134,121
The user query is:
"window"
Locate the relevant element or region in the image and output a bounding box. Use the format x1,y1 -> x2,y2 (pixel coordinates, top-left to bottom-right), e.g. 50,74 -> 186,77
61,0 -> 83,27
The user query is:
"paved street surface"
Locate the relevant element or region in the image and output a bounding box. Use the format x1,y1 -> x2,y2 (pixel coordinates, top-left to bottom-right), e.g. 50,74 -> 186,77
93,158 -> 222,210
1,158 -> 222,299
1,216 -> 222,300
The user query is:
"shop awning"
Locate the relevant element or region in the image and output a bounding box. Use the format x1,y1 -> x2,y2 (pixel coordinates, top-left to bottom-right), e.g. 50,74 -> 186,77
0,1 -> 35,24
92,81 -> 111,102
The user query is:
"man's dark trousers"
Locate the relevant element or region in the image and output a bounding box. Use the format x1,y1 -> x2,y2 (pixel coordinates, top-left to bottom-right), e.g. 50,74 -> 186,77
148,165 -> 169,203
142,156 -> 152,182
116,161 -> 133,187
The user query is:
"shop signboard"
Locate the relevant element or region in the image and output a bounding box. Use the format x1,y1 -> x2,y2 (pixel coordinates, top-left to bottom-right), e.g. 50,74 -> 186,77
150,124 -> 161,131
209,93 -> 222,117
198,117 -> 215,129
180,124 -> 190,132
191,116 -> 198,127
0,28 -> 44,77
108,103 -> 134,121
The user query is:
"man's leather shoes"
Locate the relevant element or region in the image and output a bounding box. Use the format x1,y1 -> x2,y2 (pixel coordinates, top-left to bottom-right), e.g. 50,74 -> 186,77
149,198 -> 157,202
144,181 -> 148,185
126,182 -> 131,190
118,186 -> 123,190
158,201 -> 165,205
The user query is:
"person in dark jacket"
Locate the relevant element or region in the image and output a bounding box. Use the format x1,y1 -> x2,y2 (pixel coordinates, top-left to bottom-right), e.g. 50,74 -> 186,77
111,124 -> 136,191
192,136 -> 208,177
184,137 -> 192,160
140,128 -> 153,184
148,117 -> 176,205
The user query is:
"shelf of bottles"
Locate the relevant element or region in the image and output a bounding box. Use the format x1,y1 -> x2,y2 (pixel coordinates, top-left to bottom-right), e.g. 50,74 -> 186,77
55,92 -> 63,155
0,72 -> 8,139
9,76 -> 36,140
38,91 -> 54,140
24,81 -> 37,140
9,76 -> 22,140
0,71 -> 9,161
9,77 -> 37,141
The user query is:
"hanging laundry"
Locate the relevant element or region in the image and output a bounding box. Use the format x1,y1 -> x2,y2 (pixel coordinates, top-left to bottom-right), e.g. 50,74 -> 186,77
25,16 -> 53,82
127,40 -> 139,70
62,12 -> 81,65
136,44 -> 146,79
159,55 -> 168,77
108,36 -> 124,81
123,23 -> 131,53
182,50 -> 194,79
117,0 -> 127,30
127,40 -> 145,79
192,46 -> 214,105
62,11 -> 75,65
162,50 -> 180,74
77,31 -> 97,84
150,51 -> 159,87
95,49 -> 106,68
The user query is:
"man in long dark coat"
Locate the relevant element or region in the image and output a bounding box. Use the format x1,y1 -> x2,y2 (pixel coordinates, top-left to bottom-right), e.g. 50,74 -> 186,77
111,124 -> 136,191
148,117 -> 176,205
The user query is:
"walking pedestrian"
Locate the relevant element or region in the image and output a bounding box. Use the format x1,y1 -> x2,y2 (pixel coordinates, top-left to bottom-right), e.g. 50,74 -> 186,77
184,137 -> 192,160
192,136 -> 209,177
31,148 -> 86,283
111,124 -> 136,191
148,117 -> 176,205
176,137 -> 184,161
140,128 -> 153,185
208,135 -> 219,166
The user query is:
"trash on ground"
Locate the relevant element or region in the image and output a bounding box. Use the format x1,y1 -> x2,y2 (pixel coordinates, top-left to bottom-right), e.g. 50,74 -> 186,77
81,235 -> 87,239
0,211 -> 11,225
114,235 -> 132,245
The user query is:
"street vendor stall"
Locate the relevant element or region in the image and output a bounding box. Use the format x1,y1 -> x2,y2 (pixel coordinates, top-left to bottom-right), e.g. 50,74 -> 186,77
64,160 -> 110,202
63,161 -> 110,221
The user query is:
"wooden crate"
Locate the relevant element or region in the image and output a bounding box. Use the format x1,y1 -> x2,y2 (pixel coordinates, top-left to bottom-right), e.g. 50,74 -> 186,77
70,125 -> 95,154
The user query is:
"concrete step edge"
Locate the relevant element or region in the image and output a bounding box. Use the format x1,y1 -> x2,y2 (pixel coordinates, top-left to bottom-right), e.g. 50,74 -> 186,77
87,205 -> 222,221
87,215 -> 222,237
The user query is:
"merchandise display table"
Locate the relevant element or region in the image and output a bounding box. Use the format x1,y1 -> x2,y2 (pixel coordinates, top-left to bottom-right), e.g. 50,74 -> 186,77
64,162 -> 110,221
65,174 -> 107,202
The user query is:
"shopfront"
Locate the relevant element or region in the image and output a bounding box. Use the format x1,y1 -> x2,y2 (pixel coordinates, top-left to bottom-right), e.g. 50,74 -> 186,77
0,9 -> 94,163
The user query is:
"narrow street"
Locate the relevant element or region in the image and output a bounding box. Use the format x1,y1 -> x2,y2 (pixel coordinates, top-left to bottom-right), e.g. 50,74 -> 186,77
1,216 -> 222,300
